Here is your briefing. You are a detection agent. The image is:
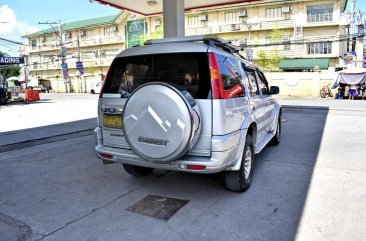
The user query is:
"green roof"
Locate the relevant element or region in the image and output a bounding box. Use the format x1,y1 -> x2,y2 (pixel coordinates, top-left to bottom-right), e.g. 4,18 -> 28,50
279,58 -> 329,70
24,12 -> 123,37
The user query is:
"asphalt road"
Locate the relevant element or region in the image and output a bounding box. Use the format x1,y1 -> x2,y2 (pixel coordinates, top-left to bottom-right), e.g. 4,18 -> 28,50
0,94 -> 366,241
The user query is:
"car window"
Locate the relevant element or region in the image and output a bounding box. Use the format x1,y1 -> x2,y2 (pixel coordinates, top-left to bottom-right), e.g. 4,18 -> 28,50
216,54 -> 245,98
103,53 -> 210,99
256,70 -> 270,95
242,65 -> 259,97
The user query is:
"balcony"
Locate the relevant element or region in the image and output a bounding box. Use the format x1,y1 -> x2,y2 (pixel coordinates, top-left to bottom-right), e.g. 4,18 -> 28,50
186,26 -> 212,36
100,58 -> 113,66
99,36 -> 125,44
80,38 -> 99,47
260,19 -> 294,30
219,23 -> 251,33
28,44 -> 58,53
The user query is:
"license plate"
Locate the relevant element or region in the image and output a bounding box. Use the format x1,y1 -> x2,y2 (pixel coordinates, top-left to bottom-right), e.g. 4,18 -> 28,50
103,114 -> 123,129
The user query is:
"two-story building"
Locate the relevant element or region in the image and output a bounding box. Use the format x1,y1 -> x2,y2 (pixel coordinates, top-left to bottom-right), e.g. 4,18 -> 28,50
23,0 -> 349,93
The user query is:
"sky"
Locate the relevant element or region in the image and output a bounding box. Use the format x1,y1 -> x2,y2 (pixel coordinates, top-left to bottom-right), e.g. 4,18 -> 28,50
0,0 -> 365,56
0,0 -> 120,55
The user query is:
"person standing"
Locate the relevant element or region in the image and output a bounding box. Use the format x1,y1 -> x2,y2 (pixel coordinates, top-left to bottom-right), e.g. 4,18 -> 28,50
358,83 -> 365,100
348,84 -> 357,100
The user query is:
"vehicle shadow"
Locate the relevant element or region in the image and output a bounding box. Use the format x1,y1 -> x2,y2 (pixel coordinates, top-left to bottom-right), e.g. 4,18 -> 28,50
118,106 -> 329,241
1,99 -> 53,107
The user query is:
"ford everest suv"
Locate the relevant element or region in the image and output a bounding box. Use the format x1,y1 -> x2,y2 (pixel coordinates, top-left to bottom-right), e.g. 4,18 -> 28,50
95,35 -> 281,192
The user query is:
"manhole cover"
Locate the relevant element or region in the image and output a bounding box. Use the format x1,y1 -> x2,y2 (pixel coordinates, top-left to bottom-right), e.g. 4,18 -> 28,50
127,195 -> 189,221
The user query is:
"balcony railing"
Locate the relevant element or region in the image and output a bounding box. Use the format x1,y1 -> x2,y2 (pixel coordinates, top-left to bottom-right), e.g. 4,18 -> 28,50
99,36 -> 124,44
260,19 -> 294,29
186,26 -> 212,36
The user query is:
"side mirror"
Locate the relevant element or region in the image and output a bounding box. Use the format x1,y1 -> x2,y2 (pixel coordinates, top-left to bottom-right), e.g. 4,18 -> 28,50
270,86 -> 280,95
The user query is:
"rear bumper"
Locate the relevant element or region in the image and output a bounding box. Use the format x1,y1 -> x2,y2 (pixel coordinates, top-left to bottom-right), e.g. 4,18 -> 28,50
94,127 -> 239,174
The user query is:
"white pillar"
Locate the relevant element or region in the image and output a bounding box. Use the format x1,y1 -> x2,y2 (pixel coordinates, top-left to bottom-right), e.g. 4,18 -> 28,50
163,0 -> 185,38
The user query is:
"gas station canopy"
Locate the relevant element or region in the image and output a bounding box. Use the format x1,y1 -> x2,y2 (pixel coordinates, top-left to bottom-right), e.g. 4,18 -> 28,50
92,0 -> 257,16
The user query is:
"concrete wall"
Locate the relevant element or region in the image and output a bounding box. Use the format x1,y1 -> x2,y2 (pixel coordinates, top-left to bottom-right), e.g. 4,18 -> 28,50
265,71 -> 338,97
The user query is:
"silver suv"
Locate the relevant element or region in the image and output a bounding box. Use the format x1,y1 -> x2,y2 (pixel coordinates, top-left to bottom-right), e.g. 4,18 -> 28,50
95,35 -> 281,192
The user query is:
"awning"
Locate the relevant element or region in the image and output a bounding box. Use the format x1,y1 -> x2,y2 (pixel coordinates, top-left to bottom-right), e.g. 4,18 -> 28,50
279,58 -> 329,70
332,67 -> 366,87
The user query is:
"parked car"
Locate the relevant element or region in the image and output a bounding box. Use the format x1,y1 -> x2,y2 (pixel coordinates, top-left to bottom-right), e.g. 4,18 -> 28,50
90,82 -> 102,94
32,85 -> 48,93
94,35 -> 282,192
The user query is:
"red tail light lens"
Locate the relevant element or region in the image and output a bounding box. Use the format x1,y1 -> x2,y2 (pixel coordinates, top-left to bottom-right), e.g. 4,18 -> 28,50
208,52 -> 224,99
99,153 -> 113,159
187,165 -> 206,170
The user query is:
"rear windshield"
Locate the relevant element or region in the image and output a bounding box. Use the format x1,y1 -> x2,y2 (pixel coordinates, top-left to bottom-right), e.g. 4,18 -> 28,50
103,53 -> 210,99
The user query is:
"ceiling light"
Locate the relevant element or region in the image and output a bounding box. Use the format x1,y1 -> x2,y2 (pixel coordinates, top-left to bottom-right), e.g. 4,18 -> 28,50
147,0 -> 158,7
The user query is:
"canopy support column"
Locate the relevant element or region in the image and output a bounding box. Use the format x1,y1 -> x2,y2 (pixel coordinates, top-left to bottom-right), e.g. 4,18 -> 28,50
163,0 -> 185,38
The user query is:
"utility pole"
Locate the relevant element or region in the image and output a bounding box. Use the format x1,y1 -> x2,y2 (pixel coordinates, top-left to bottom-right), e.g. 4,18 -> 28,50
39,20 -> 69,93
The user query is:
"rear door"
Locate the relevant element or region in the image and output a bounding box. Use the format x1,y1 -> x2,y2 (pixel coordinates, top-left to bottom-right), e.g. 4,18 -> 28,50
242,66 -> 268,141
256,70 -> 275,132
99,53 -> 212,156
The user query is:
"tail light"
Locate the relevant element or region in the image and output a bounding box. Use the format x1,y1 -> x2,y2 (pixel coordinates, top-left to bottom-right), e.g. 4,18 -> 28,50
208,52 -> 224,99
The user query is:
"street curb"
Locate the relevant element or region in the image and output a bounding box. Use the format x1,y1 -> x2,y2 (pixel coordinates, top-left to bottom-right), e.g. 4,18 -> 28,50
0,118 -> 97,149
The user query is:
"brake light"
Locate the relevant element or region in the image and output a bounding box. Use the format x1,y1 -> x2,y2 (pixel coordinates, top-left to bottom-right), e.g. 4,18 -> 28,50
208,53 -> 224,99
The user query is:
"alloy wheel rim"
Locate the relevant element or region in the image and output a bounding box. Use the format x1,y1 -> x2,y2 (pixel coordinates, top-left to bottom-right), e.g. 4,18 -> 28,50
244,148 -> 252,180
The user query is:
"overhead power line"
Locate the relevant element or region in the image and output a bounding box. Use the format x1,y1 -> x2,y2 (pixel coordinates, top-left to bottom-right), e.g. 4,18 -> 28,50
0,37 -> 28,46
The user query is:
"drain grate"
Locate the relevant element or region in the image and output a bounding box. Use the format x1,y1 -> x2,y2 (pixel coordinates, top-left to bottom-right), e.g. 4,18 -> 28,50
127,195 -> 189,221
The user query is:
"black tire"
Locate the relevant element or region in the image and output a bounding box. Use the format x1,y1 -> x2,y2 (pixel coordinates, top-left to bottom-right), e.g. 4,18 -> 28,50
320,90 -> 326,98
91,89 -> 95,94
0,95 -> 7,105
269,117 -> 281,146
224,135 -> 254,192
123,164 -> 154,177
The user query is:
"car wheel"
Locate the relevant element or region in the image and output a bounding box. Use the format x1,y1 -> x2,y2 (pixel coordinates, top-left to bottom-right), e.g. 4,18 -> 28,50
320,90 -> 326,98
0,95 -> 7,105
91,89 -> 95,94
224,135 -> 254,192
269,117 -> 281,146
122,164 -> 154,177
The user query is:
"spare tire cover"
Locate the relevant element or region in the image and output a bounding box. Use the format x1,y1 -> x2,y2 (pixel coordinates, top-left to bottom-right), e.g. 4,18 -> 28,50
123,82 -> 201,163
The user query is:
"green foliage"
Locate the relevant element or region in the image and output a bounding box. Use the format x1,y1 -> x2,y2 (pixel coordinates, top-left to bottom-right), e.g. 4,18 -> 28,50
0,51 -> 21,80
133,24 -> 164,47
255,50 -> 269,69
254,28 -> 283,71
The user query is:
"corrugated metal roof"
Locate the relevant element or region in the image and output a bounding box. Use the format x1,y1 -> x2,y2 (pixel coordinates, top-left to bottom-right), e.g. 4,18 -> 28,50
23,12 -> 123,37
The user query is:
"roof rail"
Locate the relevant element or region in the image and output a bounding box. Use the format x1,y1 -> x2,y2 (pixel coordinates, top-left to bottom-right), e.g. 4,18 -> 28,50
144,34 -> 241,55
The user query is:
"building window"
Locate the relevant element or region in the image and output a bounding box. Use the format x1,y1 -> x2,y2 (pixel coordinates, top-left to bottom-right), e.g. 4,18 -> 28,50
307,4 -> 333,23
225,12 -> 239,24
104,26 -> 116,37
105,49 -> 119,58
265,7 -> 283,19
33,62 -> 38,70
31,40 -> 37,50
83,30 -> 94,39
282,36 -> 290,50
307,42 -> 332,55
188,16 -> 206,27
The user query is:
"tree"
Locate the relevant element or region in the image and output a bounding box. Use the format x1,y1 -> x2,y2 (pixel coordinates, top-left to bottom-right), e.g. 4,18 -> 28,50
0,51 -> 21,80
254,28 -> 283,71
